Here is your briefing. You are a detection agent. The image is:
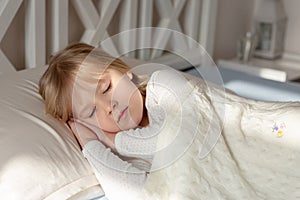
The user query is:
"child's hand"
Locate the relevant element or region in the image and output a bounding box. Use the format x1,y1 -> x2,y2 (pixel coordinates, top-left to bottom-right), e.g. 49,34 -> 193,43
68,120 -> 98,148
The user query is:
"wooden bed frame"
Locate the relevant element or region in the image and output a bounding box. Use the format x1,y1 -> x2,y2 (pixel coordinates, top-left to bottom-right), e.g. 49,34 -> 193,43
0,0 -> 218,74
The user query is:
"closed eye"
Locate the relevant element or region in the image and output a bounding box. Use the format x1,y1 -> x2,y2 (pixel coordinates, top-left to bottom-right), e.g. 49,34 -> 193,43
89,106 -> 96,118
103,82 -> 111,94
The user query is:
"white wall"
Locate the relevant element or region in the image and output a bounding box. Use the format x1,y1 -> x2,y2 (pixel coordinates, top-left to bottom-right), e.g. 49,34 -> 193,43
213,0 -> 255,60
213,0 -> 300,61
282,0 -> 300,55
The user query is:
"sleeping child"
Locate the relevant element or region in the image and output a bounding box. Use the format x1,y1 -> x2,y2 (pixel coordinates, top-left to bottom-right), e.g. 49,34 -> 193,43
39,42 -> 300,200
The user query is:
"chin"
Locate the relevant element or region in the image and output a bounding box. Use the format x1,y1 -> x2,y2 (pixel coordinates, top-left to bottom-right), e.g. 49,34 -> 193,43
128,106 -> 143,126
128,117 -> 141,129
123,115 -> 141,130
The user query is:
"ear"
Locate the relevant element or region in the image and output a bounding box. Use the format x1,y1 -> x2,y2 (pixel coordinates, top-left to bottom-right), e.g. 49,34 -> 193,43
126,71 -> 133,80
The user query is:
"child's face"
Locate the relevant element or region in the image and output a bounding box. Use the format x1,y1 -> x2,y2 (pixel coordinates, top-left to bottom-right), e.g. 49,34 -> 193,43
75,68 -> 144,133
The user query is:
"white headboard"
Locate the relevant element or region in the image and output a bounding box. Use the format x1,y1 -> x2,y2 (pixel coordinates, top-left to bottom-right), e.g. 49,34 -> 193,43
0,0 -> 218,74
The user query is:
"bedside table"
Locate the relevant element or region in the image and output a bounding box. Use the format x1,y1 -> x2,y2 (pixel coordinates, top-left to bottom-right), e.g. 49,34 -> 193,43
218,57 -> 300,82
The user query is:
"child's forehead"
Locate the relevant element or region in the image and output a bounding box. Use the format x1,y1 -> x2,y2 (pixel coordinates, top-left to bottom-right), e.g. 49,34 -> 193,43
76,62 -> 109,78
80,61 -> 108,72
74,67 -> 118,90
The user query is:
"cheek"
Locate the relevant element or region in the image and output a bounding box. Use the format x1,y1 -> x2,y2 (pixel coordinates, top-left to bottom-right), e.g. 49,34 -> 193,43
128,89 -> 143,125
96,112 -> 120,132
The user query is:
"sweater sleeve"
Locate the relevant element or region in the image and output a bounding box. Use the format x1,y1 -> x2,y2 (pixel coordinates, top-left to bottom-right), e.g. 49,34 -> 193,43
82,140 -> 147,200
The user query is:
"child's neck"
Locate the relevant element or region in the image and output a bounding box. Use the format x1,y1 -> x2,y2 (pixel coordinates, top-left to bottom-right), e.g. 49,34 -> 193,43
139,113 -> 149,127
139,96 -> 149,127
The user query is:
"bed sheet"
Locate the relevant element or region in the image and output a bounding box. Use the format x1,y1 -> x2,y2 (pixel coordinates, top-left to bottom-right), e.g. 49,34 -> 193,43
185,66 -> 300,102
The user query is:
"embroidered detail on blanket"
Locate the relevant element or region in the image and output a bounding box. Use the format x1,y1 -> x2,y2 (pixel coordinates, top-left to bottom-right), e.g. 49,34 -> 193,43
272,122 -> 286,137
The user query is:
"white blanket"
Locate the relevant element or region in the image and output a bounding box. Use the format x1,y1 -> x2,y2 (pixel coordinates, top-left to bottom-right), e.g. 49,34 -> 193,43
139,78 -> 300,199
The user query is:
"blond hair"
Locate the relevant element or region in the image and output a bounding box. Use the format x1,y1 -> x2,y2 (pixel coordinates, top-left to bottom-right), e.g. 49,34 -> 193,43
39,42 -> 147,122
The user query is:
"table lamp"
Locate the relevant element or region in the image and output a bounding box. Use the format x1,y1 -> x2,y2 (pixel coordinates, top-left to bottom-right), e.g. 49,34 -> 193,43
253,0 -> 287,59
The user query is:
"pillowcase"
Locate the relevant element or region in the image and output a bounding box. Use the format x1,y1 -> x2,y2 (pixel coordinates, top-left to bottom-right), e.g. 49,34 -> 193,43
0,67 -> 103,199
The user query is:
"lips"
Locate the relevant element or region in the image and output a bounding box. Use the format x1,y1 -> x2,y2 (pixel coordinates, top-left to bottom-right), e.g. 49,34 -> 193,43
118,106 -> 128,123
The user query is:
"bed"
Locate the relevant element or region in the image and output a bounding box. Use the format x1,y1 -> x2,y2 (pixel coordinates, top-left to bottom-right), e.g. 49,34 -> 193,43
0,0 -> 218,199
1,0 -> 300,199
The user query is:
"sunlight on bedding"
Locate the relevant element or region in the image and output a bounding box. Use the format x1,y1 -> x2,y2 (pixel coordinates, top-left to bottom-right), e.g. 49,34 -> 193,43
257,68 -> 287,82
225,80 -> 300,101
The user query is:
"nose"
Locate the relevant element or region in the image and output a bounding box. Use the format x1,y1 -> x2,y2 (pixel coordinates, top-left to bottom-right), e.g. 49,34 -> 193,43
107,100 -> 118,115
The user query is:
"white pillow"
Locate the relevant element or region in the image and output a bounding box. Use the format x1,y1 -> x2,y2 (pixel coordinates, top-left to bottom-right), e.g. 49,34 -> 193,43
0,67 -> 103,199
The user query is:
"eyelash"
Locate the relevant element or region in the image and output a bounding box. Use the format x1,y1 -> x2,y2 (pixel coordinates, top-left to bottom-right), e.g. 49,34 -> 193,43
103,82 -> 111,94
89,106 -> 96,118
89,82 -> 111,117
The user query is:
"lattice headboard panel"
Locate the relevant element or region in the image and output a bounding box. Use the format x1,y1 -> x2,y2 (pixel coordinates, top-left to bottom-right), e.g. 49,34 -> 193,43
0,0 -> 218,74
